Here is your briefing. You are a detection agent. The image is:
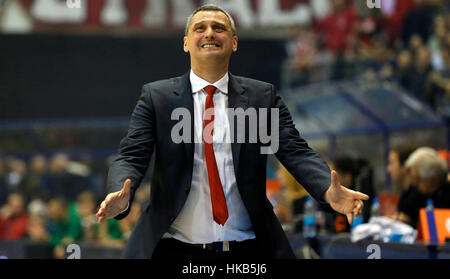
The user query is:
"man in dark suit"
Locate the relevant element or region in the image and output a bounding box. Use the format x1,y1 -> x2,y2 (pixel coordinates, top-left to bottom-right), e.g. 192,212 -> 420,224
96,4 -> 368,259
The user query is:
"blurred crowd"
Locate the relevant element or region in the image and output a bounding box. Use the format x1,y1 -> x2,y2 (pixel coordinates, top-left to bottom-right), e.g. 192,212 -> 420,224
283,0 -> 450,113
1,147 -> 450,257
273,145 -> 450,235
0,153 -> 149,258
2,0 -> 450,258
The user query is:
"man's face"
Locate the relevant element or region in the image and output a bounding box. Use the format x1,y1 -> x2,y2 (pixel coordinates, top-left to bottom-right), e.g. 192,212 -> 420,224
387,151 -> 402,185
184,10 -> 238,65
8,194 -> 24,215
47,201 -> 66,221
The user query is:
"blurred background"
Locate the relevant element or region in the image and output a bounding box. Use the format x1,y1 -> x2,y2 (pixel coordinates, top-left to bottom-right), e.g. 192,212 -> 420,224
1,0 -> 450,259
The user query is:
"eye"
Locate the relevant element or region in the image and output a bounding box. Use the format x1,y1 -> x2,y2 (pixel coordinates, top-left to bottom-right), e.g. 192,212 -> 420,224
214,26 -> 226,32
194,26 -> 205,32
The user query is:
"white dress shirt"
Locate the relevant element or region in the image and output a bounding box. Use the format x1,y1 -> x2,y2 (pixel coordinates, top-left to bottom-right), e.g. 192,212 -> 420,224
161,70 -> 255,244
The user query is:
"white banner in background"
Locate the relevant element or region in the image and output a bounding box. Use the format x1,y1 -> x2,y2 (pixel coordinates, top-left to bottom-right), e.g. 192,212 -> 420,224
0,0 -> 332,32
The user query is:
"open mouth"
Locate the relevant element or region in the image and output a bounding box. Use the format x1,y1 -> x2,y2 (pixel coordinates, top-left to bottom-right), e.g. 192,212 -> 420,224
201,42 -> 220,48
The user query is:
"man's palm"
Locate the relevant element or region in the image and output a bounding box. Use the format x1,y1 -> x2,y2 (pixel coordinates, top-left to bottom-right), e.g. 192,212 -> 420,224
96,179 -> 131,223
326,170 -> 369,224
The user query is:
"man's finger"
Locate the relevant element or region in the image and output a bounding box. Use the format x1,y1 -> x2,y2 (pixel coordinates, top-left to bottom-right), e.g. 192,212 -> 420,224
358,200 -> 364,211
95,207 -> 103,217
353,204 -> 360,216
96,201 -> 107,217
331,170 -> 339,188
352,191 -> 369,200
346,213 -> 353,225
96,208 -> 104,218
98,216 -> 106,223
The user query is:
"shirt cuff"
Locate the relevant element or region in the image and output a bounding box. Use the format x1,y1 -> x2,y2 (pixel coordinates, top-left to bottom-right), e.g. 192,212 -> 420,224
120,202 -> 130,214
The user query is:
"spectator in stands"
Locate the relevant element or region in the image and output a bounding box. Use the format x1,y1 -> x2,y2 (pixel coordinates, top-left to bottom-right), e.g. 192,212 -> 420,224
391,49 -> 415,89
26,214 -> 48,243
381,0 -> 415,44
401,0 -> 435,47
362,35 -> 394,78
410,46 -> 433,102
45,153 -> 84,202
276,162 -> 309,232
46,197 -> 82,259
4,157 -> 27,194
25,196 -> 48,243
428,14 -> 448,71
79,154 -> 106,200
394,147 -> 450,228
18,154 -> 48,204
330,156 -> 376,232
97,215 -> 126,248
409,33 -> 425,58
75,191 -> 98,243
0,192 -> 29,240
387,145 -> 416,193
27,196 -> 48,218
315,0 -> 358,54
387,145 -> 419,221
427,37 -> 450,111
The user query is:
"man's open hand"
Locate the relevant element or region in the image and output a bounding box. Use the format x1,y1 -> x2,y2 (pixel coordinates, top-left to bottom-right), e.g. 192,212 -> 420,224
324,170 -> 369,224
96,179 -> 131,223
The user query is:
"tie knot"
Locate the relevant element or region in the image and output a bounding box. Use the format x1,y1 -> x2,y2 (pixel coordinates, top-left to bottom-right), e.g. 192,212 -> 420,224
204,85 -> 217,96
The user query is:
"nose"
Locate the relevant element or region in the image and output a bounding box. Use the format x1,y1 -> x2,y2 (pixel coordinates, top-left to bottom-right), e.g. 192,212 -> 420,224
204,26 -> 215,39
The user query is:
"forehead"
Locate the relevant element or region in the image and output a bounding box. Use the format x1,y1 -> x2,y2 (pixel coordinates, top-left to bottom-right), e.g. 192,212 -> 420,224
189,10 -> 231,28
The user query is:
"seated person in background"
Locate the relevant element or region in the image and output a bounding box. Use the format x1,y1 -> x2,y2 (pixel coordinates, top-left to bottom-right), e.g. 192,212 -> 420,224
395,147 -> 450,228
276,162 -> 310,232
97,216 -> 125,248
25,197 -> 48,242
387,145 -> 416,193
46,197 -> 82,259
0,192 -> 28,240
26,213 -> 48,243
386,145 -> 416,219
75,191 -> 99,243
329,156 -> 376,233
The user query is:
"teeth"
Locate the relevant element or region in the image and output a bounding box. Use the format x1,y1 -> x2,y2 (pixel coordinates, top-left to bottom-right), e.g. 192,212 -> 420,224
203,44 -> 218,48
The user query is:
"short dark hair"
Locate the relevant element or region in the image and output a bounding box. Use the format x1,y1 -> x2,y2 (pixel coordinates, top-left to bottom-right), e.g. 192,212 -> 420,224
333,156 -> 359,177
185,4 -> 236,36
391,145 -> 417,166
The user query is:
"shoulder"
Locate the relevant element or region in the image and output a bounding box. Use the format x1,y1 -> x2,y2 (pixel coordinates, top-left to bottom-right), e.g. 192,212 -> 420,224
142,76 -> 181,92
231,74 -> 274,90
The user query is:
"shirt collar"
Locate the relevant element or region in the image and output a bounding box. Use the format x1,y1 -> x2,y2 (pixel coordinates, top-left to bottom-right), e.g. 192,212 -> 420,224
190,69 -> 229,94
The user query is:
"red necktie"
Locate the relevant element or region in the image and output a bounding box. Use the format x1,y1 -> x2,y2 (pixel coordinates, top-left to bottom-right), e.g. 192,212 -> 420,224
203,85 -> 229,226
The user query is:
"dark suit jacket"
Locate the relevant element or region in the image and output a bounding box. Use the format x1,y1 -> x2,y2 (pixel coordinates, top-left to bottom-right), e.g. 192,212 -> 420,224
108,72 -> 333,259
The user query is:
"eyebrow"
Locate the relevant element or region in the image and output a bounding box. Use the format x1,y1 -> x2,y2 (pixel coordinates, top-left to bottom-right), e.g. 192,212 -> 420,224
192,21 -> 228,30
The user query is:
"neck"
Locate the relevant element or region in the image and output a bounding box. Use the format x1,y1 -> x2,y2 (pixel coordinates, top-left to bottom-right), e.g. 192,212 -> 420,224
191,59 -> 229,83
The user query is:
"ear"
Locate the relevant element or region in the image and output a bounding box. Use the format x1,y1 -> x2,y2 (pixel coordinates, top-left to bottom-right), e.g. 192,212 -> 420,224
183,36 -> 189,53
232,35 -> 238,52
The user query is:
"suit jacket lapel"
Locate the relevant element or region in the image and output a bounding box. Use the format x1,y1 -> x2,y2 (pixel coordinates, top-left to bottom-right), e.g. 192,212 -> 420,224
228,73 -> 248,175
173,71 -> 194,168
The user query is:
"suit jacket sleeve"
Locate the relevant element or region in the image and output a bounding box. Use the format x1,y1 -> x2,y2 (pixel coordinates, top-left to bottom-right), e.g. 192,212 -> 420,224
272,85 -> 335,212
107,84 -> 156,219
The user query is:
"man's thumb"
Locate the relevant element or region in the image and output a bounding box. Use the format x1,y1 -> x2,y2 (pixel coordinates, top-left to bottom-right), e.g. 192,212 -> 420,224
331,170 -> 339,188
121,179 -> 131,196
